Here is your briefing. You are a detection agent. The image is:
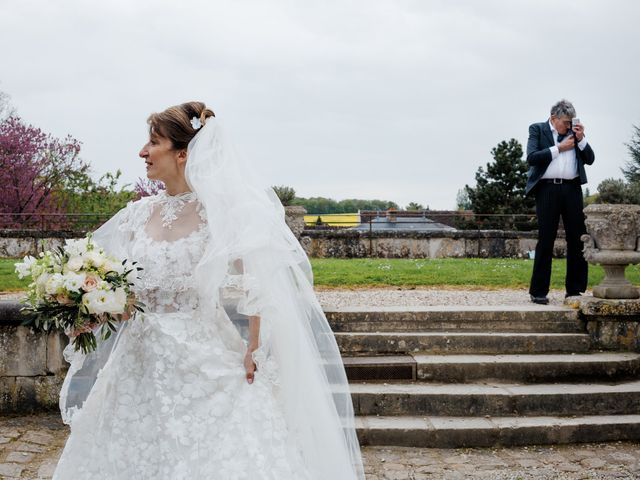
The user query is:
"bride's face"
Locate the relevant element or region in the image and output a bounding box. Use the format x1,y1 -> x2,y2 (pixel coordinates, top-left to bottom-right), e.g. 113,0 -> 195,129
139,132 -> 185,182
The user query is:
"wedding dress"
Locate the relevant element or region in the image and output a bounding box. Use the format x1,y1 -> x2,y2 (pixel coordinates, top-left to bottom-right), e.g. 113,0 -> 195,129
53,119 -> 364,479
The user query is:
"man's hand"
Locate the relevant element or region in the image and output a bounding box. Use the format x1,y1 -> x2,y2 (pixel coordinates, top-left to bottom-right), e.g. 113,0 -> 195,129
558,135 -> 576,152
572,123 -> 585,142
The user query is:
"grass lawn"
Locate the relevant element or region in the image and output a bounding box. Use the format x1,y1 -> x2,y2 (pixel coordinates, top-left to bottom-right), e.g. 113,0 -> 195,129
309,258 -> 640,289
3,257 -> 638,292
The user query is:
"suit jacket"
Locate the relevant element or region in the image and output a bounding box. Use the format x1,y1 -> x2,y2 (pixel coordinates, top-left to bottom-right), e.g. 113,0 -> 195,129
525,121 -> 595,196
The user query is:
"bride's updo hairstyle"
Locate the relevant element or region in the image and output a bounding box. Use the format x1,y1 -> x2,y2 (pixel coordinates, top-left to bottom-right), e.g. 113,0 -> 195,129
147,101 -> 215,150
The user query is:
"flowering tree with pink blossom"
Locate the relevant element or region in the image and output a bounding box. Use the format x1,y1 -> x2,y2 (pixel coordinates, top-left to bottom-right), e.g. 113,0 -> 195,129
0,116 -> 87,228
134,177 -> 164,198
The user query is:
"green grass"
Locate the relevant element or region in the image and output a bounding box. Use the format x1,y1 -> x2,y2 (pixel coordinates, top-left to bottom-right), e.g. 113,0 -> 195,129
0,258 -> 30,291
309,258 -> 640,289
3,257 -> 639,292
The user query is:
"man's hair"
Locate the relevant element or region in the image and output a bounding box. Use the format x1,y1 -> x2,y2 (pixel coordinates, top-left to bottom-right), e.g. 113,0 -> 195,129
550,99 -> 576,119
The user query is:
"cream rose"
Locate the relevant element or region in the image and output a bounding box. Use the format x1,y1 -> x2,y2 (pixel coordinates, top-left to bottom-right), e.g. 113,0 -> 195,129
82,273 -> 100,292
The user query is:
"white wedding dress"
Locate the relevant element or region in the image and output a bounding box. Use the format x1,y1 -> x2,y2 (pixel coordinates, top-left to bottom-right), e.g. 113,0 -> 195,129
53,192 -> 313,479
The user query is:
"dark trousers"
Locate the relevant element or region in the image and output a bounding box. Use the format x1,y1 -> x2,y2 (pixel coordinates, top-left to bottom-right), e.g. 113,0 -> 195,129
529,180 -> 588,297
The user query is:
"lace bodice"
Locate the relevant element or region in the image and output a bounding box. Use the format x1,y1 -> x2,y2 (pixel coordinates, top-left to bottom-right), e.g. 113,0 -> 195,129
123,191 -> 209,313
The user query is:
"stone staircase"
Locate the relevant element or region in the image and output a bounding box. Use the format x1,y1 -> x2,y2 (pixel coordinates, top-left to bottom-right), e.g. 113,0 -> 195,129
326,305 -> 640,448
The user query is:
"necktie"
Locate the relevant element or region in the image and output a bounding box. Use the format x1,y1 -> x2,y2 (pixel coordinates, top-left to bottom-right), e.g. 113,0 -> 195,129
557,133 -> 566,143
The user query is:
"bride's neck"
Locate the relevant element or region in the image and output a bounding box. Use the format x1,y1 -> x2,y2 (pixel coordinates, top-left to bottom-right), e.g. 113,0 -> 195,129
164,178 -> 191,196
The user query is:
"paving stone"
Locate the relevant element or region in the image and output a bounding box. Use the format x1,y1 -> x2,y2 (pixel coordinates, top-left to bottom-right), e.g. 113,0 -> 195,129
580,457 -> 607,468
5,450 -> 34,463
9,441 -> 46,453
556,462 -> 583,472
0,429 -> 20,439
0,462 -> 24,478
21,430 -> 54,445
38,458 -> 58,478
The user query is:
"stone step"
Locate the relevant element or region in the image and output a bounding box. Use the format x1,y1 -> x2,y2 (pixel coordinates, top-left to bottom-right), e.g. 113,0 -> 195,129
355,414 -> 640,448
343,353 -> 640,383
335,332 -> 590,355
325,306 -> 581,333
350,380 -> 640,417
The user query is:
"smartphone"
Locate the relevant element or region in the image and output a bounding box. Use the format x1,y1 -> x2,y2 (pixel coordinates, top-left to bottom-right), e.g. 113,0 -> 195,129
571,118 -> 580,127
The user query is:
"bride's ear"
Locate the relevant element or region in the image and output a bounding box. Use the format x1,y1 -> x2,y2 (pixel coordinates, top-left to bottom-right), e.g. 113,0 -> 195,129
176,149 -> 188,166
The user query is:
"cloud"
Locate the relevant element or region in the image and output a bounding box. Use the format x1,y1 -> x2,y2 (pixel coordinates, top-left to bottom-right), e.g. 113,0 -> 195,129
1,0 -> 639,209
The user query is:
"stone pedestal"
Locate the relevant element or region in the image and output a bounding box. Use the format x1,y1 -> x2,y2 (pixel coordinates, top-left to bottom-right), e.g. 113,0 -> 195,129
565,296 -> 640,352
582,204 -> 640,299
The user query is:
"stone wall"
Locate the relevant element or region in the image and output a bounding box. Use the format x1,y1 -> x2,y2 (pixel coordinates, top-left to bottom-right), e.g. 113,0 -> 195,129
0,302 -> 68,413
300,229 -> 567,259
0,230 -> 81,258
1,228 -> 568,259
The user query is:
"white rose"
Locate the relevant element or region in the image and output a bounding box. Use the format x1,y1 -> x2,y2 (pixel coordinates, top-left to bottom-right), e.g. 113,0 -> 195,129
66,256 -> 84,272
83,250 -> 106,269
106,287 -> 127,314
82,288 -> 126,315
63,272 -> 86,293
64,238 -> 90,257
45,273 -> 65,296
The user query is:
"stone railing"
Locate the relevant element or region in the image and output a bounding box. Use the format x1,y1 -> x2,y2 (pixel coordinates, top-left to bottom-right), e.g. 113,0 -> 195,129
0,301 -> 68,413
300,229 -> 567,259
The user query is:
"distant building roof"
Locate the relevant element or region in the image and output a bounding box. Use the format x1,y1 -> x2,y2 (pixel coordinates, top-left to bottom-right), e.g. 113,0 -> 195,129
355,212 -> 456,232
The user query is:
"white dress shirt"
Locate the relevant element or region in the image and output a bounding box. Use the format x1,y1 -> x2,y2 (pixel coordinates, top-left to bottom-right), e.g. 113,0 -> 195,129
541,120 -> 589,180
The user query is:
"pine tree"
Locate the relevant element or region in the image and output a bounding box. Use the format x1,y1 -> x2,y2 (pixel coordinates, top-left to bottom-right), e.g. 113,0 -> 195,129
621,125 -> 640,183
464,138 -> 535,229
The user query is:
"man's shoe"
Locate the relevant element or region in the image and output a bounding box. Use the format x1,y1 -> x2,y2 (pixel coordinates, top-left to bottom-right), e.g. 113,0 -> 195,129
530,295 -> 549,305
565,292 -> 582,298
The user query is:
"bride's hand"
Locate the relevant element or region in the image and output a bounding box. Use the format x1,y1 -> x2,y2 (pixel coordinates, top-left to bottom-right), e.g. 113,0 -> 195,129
244,349 -> 257,384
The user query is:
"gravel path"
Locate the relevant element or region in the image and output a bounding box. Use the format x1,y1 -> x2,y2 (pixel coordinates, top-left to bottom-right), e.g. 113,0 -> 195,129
2,288 -> 573,308
315,287 -> 572,309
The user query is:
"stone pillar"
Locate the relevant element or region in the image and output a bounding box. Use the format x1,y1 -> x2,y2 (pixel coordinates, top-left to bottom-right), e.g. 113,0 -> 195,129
284,205 -> 307,240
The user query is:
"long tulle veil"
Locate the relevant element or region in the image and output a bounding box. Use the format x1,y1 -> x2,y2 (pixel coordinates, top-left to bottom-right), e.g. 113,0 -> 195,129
185,118 -> 364,479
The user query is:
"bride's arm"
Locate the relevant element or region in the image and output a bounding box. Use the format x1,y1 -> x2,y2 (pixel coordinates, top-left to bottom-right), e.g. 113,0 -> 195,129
244,315 -> 260,384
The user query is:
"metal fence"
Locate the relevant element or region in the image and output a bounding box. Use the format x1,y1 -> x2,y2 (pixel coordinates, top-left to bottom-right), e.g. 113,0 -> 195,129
305,213 -> 539,232
0,213 -> 112,233
0,211 -> 541,235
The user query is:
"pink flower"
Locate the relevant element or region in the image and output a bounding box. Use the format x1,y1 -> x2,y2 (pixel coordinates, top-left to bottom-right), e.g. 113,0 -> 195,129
82,274 -> 100,292
55,294 -> 73,305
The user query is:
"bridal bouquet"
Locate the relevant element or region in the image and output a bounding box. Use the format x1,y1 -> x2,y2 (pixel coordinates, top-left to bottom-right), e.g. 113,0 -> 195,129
14,235 -> 144,354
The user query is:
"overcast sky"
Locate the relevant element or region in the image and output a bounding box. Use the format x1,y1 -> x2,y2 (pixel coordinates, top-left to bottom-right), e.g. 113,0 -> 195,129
1,0 -> 638,209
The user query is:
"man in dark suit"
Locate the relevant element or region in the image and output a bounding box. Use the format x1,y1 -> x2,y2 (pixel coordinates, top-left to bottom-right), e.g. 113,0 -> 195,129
526,99 -> 595,304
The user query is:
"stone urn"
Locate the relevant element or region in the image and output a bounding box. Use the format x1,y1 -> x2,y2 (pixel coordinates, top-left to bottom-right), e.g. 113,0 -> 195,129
581,204 -> 640,299
284,205 -> 307,239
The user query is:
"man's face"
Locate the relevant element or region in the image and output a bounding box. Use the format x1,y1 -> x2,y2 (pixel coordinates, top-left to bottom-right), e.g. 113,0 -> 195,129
551,115 -> 572,135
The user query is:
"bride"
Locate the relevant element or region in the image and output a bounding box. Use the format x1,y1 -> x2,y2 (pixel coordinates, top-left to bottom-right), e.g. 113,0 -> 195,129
52,102 -> 364,479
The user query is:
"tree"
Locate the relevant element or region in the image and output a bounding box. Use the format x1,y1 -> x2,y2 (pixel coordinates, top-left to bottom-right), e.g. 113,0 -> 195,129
0,116 -> 86,227
621,125 -> 640,183
455,189 -> 471,210
0,90 -> 16,121
405,202 -> 424,211
272,185 -> 296,206
55,170 -> 137,228
464,138 -> 534,229
596,178 -> 640,205
135,177 -> 165,198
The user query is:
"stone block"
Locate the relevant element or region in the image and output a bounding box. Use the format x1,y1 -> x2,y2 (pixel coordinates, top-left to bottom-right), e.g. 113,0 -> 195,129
0,325 -> 47,376
46,332 -> 69,375
566,296 -> 640,352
